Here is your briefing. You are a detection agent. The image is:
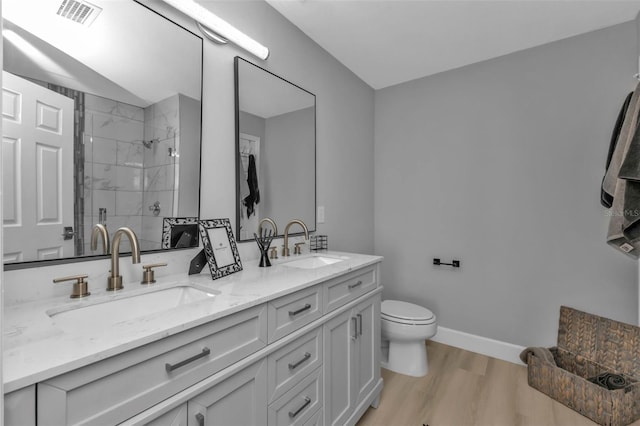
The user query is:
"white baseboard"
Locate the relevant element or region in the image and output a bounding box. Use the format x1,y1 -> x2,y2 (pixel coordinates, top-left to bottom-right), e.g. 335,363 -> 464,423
431,326 -> 525,365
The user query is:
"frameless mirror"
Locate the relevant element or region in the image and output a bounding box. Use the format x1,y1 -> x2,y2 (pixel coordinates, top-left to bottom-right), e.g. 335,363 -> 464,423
234,57 -> 316,241
2,0 -> 202,268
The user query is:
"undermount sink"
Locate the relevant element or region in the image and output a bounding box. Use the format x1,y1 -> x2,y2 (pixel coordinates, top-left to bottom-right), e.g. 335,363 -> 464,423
281,255 -> 346,269
48,285 -> 219,332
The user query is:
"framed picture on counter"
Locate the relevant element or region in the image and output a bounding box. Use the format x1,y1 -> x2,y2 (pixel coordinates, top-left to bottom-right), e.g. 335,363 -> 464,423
199,218 -> 243,280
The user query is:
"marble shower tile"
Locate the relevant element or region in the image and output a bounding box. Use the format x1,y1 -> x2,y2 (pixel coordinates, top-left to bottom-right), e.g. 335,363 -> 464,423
86,94 -> 144,122
85,164 -> 116,190
88,111 -> 144,143
88,136 -> 117,165
116,191 -> 143,216
115,166 -> 143,191
142,191 -> 174,218
117,142 -> 144,168
141,215 -> 163,244
144,165 -> 175,192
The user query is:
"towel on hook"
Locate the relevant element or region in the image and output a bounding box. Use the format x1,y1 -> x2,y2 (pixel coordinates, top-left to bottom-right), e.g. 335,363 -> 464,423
622,181 -> 640,242
243,154 -> 260,218
606,82 -> 640,258
601,91 -> 633,207
603,83 -> 640,202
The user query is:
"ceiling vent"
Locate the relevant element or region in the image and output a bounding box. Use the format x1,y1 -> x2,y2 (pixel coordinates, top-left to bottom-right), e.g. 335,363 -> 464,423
56,0 -> 102,26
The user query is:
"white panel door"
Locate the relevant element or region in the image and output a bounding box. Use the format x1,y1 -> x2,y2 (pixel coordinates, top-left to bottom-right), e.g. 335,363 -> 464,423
2,71 -> 74,262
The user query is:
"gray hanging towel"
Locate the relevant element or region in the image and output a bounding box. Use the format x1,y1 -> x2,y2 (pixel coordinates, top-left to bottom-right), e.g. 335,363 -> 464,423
601,91 -> 633,207
603,82 -> 640,200
622,180 -> 640,242
606,83 -> 640,258
607,178 -> 640,258
618,102 -> 640,182
243,154 -> 260,218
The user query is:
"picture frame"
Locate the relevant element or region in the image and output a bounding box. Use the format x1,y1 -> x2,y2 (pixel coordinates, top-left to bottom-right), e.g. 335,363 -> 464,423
162,217 -> 199,249
198,218 -> 243,280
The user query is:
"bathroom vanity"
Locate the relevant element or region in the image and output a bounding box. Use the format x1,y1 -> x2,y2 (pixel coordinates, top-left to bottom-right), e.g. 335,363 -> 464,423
3,252 -> 383,426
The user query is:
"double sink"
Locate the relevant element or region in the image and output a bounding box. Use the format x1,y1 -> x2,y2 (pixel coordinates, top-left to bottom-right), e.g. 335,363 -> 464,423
46,254 -> 347,333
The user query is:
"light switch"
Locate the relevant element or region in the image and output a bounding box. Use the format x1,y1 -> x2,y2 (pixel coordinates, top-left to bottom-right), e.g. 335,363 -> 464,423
318,206 -> 325,223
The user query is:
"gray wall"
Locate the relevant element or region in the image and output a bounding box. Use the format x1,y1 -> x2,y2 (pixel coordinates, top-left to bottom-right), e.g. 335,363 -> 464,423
374,22 -> 639,346
145,0 -> 376,254
264,107 -> 315,226
239,111 -> 266,144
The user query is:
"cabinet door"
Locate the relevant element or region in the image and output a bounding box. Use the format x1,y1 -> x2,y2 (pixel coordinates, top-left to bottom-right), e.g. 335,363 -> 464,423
323,309 -> 357,426
187,359 -> 267,426
354,294 -> 381,406
144,404 -> 188,426
5,386 -> 36,426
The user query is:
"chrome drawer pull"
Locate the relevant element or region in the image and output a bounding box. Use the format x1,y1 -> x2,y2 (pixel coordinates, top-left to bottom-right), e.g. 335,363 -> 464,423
288,352 -> 311,370
289,303 -> 311,317
352,317 -> 358,340
165,347 -> 211,372
348,280 -> 363,290
288,396 -> 312,418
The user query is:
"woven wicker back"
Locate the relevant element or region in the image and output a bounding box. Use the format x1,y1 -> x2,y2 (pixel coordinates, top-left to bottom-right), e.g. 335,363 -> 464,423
558,306 -> 640,378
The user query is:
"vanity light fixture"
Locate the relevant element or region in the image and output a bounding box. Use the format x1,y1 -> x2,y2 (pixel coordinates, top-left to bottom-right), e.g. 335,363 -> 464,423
159,0 -> 270,60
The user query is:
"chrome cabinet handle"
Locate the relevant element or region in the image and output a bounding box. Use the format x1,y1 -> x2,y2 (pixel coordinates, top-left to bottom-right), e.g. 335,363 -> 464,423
288,352 -> 311,370
288,396 -> 311,419
195,413 -> 205,426
165,347 -> 210,372
348,280 -> 363,290
289,303 -> 311,317
357,313 -> 363,336
352,317 -> 358,340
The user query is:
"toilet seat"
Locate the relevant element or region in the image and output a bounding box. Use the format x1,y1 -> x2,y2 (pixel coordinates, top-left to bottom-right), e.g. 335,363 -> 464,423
381,300 -> 436,325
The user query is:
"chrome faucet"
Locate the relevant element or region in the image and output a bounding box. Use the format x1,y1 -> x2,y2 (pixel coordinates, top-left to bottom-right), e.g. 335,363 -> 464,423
107,227 -> 140,291
282,219 -> 309,257
90,224 -> 110,254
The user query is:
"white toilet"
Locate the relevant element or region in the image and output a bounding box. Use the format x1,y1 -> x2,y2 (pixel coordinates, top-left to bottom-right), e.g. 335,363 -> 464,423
381,299 -> 437,377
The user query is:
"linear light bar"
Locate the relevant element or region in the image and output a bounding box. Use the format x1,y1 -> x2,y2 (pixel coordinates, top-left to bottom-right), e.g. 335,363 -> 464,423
160,0 -> 270,60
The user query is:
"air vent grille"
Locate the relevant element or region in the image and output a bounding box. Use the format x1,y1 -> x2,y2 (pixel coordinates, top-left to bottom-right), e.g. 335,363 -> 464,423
56,0 -> 102,26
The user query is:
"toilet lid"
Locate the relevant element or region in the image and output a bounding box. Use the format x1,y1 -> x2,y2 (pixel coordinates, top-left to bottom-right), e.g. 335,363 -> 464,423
381,300 -> 435,322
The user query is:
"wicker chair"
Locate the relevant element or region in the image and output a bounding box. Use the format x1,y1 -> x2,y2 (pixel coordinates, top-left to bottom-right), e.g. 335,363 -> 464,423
525,306 -> 640,426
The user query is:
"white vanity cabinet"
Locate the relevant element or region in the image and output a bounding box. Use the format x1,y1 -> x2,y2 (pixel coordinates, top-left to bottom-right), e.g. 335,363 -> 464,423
6,258 -> 382,426
5,386 -> 36,426
142,359 -> 267,426
37,304 -> 268,426
187,359 -> 268,426
323,293 -> 381,426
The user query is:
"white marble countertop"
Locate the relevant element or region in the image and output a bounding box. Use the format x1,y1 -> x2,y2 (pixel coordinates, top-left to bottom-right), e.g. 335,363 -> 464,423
3,251 -> 382,393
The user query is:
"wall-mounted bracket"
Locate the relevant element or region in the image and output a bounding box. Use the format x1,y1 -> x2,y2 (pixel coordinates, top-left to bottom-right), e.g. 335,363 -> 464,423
433,258 -> 461,268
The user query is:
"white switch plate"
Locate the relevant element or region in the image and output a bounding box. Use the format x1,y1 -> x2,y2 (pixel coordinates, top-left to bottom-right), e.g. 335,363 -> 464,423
318,206 -> 325,223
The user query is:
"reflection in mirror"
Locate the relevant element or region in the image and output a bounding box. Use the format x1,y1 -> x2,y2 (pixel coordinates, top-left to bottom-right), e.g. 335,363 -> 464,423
235,57 -> 316,241
2,0 -> 203,267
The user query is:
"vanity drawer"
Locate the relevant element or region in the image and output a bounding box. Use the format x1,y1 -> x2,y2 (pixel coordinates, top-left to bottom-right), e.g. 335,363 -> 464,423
324,266 -> 377,313
38,304 -> 267,426
303,408 -> 323,426
268,285 -> 322,343
268,367 -> 323,426
267,327 -> 323,403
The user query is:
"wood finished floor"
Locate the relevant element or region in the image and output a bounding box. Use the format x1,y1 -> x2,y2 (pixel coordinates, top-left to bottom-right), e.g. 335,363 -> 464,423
356,341 -> 640,426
